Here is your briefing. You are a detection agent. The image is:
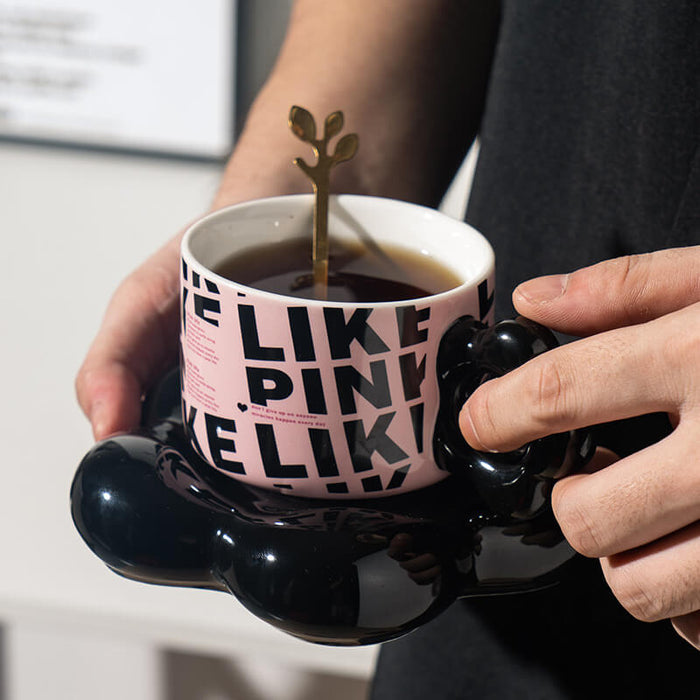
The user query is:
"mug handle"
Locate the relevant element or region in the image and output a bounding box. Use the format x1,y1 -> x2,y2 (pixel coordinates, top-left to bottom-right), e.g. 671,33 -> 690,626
434,316 -> 594,518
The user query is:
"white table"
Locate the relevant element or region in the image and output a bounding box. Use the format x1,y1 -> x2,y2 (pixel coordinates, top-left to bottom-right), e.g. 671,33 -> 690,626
0,142 -> 380,699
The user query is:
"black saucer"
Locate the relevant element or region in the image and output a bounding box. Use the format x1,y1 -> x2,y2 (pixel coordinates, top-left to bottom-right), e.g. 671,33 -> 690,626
71,320 -> 593,646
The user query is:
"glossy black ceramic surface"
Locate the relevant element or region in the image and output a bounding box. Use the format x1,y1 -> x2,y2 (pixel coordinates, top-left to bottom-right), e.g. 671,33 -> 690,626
71,317 -> 593,646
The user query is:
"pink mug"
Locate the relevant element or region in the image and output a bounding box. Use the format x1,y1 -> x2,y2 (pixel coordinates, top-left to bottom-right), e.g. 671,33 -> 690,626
180,194 -> 495,499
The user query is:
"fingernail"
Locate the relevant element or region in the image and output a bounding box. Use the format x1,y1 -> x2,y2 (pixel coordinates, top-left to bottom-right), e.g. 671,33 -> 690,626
459,404 -> 499,454
515,274 -> 568,303
91,399 -> 109,440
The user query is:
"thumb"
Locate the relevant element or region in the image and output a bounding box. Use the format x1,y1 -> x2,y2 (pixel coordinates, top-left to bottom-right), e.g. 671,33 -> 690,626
76,361 -> 143,441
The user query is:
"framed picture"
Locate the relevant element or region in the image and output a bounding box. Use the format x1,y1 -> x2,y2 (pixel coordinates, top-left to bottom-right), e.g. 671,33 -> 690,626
0,0 -> 236,159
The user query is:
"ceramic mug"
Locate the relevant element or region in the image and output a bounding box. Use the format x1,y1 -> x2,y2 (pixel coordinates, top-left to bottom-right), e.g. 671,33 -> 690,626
180,194 -> 498,499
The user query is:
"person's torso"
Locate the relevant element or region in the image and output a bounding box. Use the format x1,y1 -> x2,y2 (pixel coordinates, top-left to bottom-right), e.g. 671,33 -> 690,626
467,0 -> 700,319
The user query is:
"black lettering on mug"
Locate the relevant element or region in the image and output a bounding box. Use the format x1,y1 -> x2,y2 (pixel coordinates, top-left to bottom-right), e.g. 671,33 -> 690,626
194,294 -> 221,326
361,475 -> 383,493
204,412 -> 245,474
396,305 -> 430,347
399,351 -> 427,401
387,464 -> 411,490
238,305 -> 285,361
478,279 -> 494,320
288,307 -> 316,361
334,360 -> 392,415
183,401 -> 205,459
181,286 -> 189,334
246,366 -> 294,406
410,402 -> 425,453
323,307 -> 390,359
255,423 -> 308,478
343,411 -> 409,473
308,427 -> 340,477
301,367 -> 327,414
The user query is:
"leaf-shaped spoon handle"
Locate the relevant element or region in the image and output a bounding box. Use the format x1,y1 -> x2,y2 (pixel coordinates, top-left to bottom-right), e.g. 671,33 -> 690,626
289,106 -> 358,298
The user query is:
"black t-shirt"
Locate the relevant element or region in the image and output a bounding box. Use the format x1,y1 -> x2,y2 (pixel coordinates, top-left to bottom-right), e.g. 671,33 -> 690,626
372,4 -> 699,698
468,0 -> 699,319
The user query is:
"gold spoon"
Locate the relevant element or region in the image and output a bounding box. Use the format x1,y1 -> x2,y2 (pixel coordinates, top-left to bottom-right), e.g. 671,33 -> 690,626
289,106 -> 358,299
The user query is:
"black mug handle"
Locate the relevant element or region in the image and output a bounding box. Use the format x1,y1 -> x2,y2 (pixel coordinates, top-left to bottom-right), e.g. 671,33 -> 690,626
434,316 -> 594,518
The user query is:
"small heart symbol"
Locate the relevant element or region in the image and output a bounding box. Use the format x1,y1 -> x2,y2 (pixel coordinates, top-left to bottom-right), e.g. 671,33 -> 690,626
237,403 -> 248,412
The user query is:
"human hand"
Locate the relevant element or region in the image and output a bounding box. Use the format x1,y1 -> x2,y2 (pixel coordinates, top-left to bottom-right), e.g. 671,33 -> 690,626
387,533 -> 442,586
75,235 -> 183,440
458,246 -> 700,649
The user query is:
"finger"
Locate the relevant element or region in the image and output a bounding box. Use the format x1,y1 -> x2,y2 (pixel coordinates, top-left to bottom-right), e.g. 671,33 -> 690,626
512,246 -> 700,336
600,520 -> 700,624
76,239 -> 181,440
76,361 -> 143,441
387,532 -> 414,560
580,446 -> 619,475
396,552 -> 439,574
552,426 -> 700,559
407,565 -> 442,586
459,311 -> 683,452
672,610 -> 700,651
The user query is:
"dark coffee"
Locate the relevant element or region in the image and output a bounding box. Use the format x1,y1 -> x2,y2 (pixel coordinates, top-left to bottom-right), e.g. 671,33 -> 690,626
213,236 -> 462,302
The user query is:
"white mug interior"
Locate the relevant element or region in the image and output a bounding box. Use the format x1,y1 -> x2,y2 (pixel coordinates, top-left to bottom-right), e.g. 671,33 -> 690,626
183,194 -> 494,302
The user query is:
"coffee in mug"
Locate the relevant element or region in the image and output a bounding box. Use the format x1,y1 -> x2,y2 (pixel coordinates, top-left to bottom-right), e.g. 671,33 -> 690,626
212,236 -> 463,303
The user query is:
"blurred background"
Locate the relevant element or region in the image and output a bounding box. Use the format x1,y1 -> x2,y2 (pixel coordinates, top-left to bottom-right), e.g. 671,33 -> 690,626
0,2 -> 473,698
